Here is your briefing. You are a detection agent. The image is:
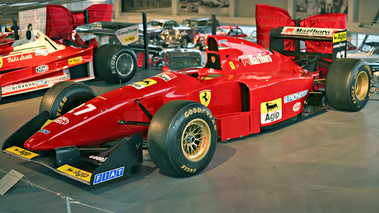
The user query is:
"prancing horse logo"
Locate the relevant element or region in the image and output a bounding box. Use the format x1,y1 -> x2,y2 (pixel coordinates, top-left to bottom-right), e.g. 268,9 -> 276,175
199,90 -> 211,107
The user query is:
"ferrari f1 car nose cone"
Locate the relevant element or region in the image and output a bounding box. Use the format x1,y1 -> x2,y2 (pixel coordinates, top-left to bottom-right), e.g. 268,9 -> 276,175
24,137 -> 51,151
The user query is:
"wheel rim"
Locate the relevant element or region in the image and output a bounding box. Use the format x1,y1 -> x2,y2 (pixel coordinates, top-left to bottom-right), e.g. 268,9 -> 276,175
181,118 -> 211,162
355,71 -> 369,100
116,53 -> 134,77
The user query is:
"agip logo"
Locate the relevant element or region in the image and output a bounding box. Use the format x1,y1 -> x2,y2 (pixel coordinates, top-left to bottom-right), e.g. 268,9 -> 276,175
260,98 -> 282,124
199,90 -> 211,106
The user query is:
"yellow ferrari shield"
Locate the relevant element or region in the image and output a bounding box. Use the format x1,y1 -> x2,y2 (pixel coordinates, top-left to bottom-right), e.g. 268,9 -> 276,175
199,90 -> 211,106
211,56 -> 216,63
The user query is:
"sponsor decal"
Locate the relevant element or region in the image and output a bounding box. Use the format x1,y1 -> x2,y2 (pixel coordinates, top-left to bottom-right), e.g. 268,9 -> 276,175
284,89 -> 308,103
199,90 -> 211,107
35,48 -> 48,56
36,79 -> 48,86
89,155 -> 107,163
36,65 -> 49,73
229,61 -> 235,70
219,39 -> 227,44
129,79 -> 157,89
124,35 -> 136,43
93,167 -> 125,184
115,25 -> 139,45
38,129 -> 50,134
240,54 -> 272,66
261,98 -> 282,124
11,82 -> 36,91
0,57 -> 3,68
246,75 -> 271,80
282,27 -> 341,37
68,56 -> 82,65
156,72 -> 177,81
54,116 -> 69,125
333,31 -> 347,43
57,164 -> 92,182
7,54 -> 33,63
293,102 -> 301,112
6,146 -> 39,159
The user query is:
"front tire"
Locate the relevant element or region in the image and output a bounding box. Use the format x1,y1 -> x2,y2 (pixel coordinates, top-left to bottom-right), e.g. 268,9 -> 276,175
39,82 -> 97,119
94,44 -> 137,84
148,100 -> 217,177
326,58 -> 372,111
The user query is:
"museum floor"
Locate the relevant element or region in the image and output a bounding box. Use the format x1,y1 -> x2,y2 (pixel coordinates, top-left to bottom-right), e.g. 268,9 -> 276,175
1,67 -> 379,213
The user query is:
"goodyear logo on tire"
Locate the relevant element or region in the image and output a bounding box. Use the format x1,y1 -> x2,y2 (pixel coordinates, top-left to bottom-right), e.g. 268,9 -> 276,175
261,98 -> 282,124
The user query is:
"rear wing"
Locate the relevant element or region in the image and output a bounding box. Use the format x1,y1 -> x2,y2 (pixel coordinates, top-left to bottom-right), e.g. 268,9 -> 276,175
269,26 -> 347,69
75,21 -> 139,46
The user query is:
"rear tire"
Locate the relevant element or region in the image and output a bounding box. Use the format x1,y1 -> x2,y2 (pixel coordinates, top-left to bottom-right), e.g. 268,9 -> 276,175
148,100 -> 217,177
94,44 -> 137,84
39,82 -> 97,119
326,58 -> 372,111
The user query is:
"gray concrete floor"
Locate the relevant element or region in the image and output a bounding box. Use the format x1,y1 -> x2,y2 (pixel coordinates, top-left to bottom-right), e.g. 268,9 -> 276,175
1,67 -> 379,213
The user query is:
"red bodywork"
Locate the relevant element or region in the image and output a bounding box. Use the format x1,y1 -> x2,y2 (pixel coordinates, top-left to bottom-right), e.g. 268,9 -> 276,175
24,35 -> 315,151
0,29 -> 94,98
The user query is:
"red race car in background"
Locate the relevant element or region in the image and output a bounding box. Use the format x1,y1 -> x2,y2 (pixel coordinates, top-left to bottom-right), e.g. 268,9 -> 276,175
193,25 -> 247,50
2,25 -> 371,185
0,4 -> 140,103
0,25 -> 138,102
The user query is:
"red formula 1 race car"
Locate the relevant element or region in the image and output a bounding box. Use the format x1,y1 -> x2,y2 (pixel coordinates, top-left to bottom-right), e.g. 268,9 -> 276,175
0,23 -> 139,102
193,25 -> 248,50
2,26 -> 372,185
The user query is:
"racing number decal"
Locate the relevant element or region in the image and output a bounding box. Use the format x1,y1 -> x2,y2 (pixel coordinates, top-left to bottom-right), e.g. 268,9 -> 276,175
73,104 -> 96,116
199,90 -> 211,106
261,98 -> 282,124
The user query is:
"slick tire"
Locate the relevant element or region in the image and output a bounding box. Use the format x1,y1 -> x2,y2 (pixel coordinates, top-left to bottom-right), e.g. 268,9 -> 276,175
94,44 -> 137,84
326,58 -> 372,111
148,100 -> 217,177
0,85 -> 2,103
39,81 -> 97,119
